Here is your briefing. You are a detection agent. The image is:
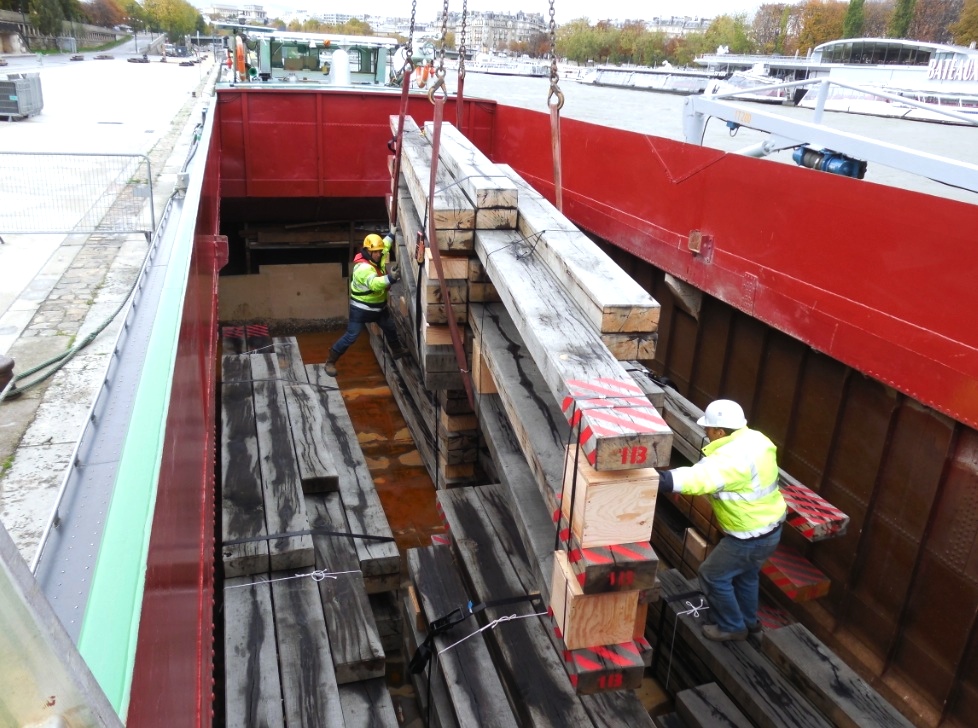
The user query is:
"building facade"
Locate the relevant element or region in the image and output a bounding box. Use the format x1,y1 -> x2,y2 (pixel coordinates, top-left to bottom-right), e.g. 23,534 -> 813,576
446,11 -> 547,53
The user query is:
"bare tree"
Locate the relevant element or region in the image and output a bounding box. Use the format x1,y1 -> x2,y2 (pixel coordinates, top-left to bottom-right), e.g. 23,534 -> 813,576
864,0 -> 897,36
909,0 -> 963,41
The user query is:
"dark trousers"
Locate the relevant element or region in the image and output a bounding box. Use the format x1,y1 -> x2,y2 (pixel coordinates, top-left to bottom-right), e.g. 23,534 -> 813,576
331,304 -> 399,356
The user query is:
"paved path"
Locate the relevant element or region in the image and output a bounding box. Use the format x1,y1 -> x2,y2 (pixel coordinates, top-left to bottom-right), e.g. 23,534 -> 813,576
0,51 -> 218,561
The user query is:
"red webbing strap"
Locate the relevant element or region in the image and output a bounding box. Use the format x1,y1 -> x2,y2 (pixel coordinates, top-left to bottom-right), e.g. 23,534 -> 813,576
549,99 -> 564,212
455,74 -> 465,132
388,70 -> 414,228
426,97 -> 475,412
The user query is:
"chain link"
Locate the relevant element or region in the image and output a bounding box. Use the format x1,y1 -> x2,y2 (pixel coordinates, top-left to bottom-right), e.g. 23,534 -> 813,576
458,0 -> 467,79
429,0 -> 450,101
547,0 -> 564,110
403,0 -> 417,72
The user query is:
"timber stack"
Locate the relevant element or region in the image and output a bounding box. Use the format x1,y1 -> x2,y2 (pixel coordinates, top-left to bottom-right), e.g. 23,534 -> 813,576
380,116 -> 670,696
220,325 -> 402,726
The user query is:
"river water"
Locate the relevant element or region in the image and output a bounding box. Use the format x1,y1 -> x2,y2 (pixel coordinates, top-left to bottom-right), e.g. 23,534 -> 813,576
456,72 -> 978,206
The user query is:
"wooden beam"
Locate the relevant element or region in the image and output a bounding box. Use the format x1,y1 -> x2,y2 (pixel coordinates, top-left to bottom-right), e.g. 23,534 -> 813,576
407,546 -> 520,728
423,121 -> 519,209
223,577 -> 285,727
337,677 -> 400,727
760,624 -> 914,728
270,569 -> 346,726
250,354 -> 315,571
220,355 -> 270,577
499,164 -> 660,334
306,364 -> 400,591
281,364 -> 340,495
675,683 -> 753,728
474,229 -> 672,471
390,116 -> 476,232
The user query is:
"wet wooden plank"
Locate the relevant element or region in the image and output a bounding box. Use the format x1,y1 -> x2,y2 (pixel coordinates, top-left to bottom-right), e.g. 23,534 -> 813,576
438,486 -> 653,724
499,163 -> 660,334
270,569 -> 345,727
306,364 -> 400,590
408,546 -> 519,728
223,576 -> 284,728
338,677 -> 399,728
675,682 -> 752,728
305,493 -> 386,684
250,354 -> 315,571
401,589 -> 460,728
220,355 -> 269,577
475,229 -> 672,471
761,623 -> 915,728
658,569 -> 832,728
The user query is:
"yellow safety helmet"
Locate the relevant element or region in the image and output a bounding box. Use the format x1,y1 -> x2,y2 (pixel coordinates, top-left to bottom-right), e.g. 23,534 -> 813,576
363,234 -> 385,252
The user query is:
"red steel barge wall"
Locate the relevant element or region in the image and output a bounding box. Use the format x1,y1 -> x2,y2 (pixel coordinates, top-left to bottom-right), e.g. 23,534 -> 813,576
126,126 -> 225,726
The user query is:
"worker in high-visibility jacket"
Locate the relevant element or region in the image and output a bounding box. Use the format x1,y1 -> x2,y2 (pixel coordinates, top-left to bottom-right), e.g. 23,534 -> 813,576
657,399 -> 786,642
325,232 -> 405,377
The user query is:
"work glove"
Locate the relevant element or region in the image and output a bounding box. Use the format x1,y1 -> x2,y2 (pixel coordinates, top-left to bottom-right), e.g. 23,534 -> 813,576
656,469 -> 675,494
385,230 -> 396,245
387,267 -> 401,285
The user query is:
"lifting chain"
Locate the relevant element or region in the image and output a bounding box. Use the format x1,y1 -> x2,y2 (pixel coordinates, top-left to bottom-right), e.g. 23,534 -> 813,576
547,0 -> 564,111
428,0 -> 451,102
403,0 -> 417,73
547,0 -> 565,210
458,0 -> 467,80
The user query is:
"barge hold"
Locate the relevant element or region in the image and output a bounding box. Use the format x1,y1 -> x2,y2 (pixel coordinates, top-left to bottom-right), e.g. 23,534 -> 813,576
4,21 -> 978,728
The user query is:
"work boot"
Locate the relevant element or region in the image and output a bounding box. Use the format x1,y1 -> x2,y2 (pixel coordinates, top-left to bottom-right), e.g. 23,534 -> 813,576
747,621 -> 763,635
324,348 -> 341,377
702,624 -> 748,642
388,341 -> 407,361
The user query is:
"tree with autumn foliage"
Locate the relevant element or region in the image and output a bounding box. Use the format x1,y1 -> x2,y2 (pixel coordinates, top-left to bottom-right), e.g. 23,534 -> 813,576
909,0 -> 963,42
863,0 -> 896,37
752,3 -> 801,54
82,0 -> 124,27
950,0 -> 978,42
704,13 -> 754,54
796,0 -> 847,53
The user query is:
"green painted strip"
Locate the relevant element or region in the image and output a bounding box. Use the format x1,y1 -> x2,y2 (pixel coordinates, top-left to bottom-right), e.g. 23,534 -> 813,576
76,109 -> 214,712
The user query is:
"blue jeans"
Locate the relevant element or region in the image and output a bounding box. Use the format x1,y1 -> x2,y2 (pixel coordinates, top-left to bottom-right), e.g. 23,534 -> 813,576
698,525 -> 781,633
331,304 -> 399,356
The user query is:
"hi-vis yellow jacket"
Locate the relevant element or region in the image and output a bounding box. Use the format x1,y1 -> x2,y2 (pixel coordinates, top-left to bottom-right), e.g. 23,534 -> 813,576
670,427 -> 787,539
350,236 -> 393,308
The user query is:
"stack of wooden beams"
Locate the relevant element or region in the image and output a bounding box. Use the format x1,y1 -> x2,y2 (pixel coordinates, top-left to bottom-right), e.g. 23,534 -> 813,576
379,117 -> 672,695
220,327 -> 401,726
647,569 -> 914,728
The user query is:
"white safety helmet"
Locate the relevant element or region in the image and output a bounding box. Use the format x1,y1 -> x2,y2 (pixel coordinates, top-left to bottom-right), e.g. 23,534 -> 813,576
697,399 -> 747,430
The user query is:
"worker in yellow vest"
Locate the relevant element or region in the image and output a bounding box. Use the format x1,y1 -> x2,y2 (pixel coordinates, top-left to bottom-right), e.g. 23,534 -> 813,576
325,233 -> 404,377
657,399 -> 786,642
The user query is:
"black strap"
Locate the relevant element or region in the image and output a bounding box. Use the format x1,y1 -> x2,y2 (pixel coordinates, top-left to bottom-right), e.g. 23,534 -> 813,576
223,527 -> 396,547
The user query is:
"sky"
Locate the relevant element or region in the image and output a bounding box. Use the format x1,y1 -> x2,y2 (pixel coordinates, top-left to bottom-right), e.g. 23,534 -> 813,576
248,1 -> 761,24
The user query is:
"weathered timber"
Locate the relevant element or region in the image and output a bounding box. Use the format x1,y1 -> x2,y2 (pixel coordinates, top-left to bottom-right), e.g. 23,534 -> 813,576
423,121 -> 519,209
622,360 -> 666,411
761,544 -> 831,603
243,322 -> 273,352
407,546 -> 519,728
306,364 -> 400,590
221,355 -> 270,577
499,163 -> 660,334
675,682 -> 753,728
389,116 -> 476,231
474,395 -> 558,594
337,677 -> 399,728
438,485 -> 654,721
562,639 -> 649,695
276,342 -> 340,493
474,230 -> 672,470
250,354 -> 315,571
305,493 -> 386,683
468,302 -> 569,511
658,569 -> 832,728
761,623 -> 914,728
556,518 -> 659,595
368,591 -> 401,654
470,334 -> 498,394
601,331 -> 658,361
550,549 -> 640,650
420,266 -> 468,303
270,569 -> 345,727
396,174 -> 474,252
661,387 -> 849,541
654,713 -> 684,728
561,447 -> 658,548
222,325 -> 246,355
401,590 -> 460,728
223,577 -> 285,728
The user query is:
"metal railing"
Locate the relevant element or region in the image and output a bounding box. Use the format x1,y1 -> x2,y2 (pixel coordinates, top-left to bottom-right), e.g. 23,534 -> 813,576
0,152 -> 155,238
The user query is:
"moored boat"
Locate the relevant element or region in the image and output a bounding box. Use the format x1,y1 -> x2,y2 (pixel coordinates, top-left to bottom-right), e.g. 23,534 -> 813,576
574,63 -> 720,95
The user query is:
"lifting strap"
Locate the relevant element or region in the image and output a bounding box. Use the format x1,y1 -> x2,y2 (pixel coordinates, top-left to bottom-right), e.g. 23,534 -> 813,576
427,1 -> 475,412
